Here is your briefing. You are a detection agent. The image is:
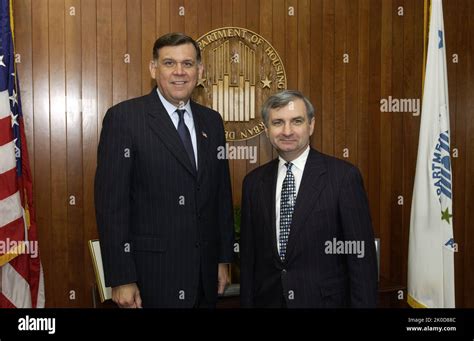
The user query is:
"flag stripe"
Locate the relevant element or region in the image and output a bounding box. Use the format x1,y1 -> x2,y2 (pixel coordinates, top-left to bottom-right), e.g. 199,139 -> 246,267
0,166 -> 17,200
0,90 -> 10,119
0,191 -> 22,227
0,140 -> 15,174
0,115 -> 12,145
1,261 -> 32,308
0,215 -> 24,245
0,294 -> 16,308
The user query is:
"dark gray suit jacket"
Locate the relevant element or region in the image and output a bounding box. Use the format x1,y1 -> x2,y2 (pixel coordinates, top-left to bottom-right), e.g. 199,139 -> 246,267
240,148 -> 377,308
95,88 -> 234,308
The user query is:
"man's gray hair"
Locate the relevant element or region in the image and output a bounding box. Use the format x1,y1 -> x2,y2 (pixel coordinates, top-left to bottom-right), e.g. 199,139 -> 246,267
261,90 -> 315,126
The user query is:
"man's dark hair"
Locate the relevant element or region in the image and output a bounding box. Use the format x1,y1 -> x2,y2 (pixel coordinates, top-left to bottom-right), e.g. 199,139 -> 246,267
153,32 -> 201,63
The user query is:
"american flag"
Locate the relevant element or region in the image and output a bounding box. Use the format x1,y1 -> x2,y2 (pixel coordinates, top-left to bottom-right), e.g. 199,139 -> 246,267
0,0 -> 44,308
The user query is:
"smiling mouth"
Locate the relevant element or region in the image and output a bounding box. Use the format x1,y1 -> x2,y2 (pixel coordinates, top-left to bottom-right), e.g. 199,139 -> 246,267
171,81 -> 187,85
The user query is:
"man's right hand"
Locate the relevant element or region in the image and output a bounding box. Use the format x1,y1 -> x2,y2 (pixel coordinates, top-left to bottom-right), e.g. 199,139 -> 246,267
112,283 -> 142,308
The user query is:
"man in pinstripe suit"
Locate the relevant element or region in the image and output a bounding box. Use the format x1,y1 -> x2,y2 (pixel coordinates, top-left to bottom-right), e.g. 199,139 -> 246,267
240,90 -> 378,308
95,33 -> 234,308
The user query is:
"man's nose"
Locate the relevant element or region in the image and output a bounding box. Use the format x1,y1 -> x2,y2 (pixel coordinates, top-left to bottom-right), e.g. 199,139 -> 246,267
173,62 -> 185,74
282,123 -> 292,135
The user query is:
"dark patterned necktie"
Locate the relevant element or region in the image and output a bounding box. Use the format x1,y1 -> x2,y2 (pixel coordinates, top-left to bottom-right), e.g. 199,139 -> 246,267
176,109 -> 196,170
279,162 -> 296,261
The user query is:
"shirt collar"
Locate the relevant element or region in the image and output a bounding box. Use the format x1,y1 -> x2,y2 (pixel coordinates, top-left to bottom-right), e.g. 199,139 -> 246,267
278,146 -> 310,172
156,88 -> 192,117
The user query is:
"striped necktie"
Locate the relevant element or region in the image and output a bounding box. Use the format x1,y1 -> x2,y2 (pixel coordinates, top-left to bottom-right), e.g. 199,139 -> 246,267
176,109 -> 196,170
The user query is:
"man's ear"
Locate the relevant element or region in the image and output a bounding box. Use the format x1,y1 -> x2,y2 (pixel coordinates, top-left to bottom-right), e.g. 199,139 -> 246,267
197,62 -> 204,79
149,60 -> 157,80
309,117 -> 315,136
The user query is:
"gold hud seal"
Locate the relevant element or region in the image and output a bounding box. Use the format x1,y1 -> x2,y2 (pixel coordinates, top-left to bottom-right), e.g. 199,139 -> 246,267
193,27 -> 287,141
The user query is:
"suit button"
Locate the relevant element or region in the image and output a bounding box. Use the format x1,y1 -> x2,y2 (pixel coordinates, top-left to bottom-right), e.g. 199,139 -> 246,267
197,186 -> 201,191
195,242 -> 200,248
282,269 -> 287,275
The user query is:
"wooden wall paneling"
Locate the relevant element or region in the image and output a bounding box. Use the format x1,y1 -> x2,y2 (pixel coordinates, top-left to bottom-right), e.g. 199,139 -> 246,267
231,0 -> 247,205
379,0 -> 393,281
258,0 -> 274,166
170,0 -> 184,32
245,0 -> 260,173
97,0 -> 112,132
285,0 -> 298,92
400,0 -> 420,288
345,0 -> 359,167
112,0 -> 128,105
222,0 -> 232,28
157,0 -> 171,39
127,0 -> 142,99
31,0 -> 52,307
389,0 -> 404,284
309,0 -> 323,150
271,0 -> 285,159
48,0 -> 68,307
14,0 -> 34,174
357,0 -> 370,189
232,0 -> 246,27
211,0 -> 222,29
334,0 -> 346,160
367,0 -> 381,247
81,0 -> 99,306
462,0 -> 474,307
298,0 -> 311,174
321,0 -> 335,156
197,0 -> 212,36
297,0 -> 310,96
388,0 -> 404,282
184,0 -> 198,39
141,0 -> 155,94
65,0 -> 85,306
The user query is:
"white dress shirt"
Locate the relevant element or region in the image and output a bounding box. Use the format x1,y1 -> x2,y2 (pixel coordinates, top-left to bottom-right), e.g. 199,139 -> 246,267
157,88 -> 198,169
275,146 -> 310,255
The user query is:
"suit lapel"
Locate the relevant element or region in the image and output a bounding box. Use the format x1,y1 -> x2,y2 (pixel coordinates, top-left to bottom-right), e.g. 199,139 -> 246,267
190,101 -> 209,183
259,159 -> 280,262
285,149 -> 327,260
145,89 -> 196,177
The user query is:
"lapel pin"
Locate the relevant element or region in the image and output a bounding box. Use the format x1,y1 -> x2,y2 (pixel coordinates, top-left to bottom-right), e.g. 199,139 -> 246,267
202,131 -> 208,138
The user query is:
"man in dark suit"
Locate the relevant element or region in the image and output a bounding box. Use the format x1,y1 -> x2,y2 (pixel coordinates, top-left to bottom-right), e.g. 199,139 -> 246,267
95,33 -> 234,308
240,90 -> 378,308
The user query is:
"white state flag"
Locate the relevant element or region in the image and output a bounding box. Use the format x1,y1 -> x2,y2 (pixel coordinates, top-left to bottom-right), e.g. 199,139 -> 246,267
407,0 -> 455,308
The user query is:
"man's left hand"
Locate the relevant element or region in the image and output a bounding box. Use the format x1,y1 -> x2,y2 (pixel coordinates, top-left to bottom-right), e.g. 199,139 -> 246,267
217,263 -> 230,294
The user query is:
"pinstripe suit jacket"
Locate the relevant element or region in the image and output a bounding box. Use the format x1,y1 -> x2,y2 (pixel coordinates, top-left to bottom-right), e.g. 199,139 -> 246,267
94,88 -> 234,308
240,148 -> 378,308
